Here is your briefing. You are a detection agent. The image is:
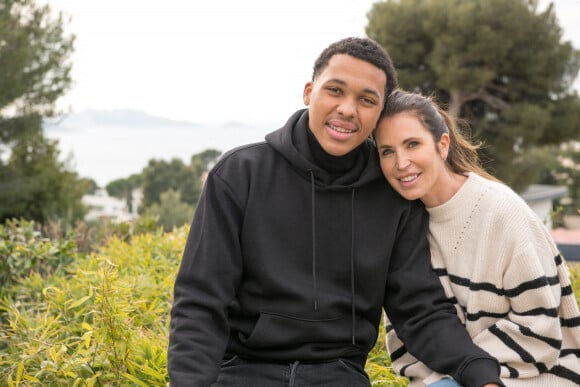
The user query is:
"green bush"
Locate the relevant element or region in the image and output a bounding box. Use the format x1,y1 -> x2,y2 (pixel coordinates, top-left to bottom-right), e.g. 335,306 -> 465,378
570,263 -> 580,310
1,225 -> 578,386
0,219 -> 76,289
0,227 -> 185,386
367,321 -> 409,387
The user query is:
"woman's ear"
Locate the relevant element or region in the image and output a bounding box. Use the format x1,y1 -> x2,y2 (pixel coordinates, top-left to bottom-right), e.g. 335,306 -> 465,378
439,133 -> 450,161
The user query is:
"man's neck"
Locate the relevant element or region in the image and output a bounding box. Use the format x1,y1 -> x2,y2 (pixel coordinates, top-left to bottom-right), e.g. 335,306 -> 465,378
306,128 -> 361,175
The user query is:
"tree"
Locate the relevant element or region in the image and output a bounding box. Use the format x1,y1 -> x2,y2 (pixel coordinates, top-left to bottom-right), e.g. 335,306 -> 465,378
366,0 -> 580,189
142,189 -> 194,232
0,0 -> 74,129
190,149 -> 221,170
141,158 -> 197,210
106,173 -> 143,213
0,132 -> 89,224
0,0 -> 85,224
187,148 -> 221,202
141,150 -> 221,210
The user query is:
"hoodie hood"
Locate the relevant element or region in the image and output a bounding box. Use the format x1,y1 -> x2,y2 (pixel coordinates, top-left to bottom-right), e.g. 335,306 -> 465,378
266,109 -> 383,189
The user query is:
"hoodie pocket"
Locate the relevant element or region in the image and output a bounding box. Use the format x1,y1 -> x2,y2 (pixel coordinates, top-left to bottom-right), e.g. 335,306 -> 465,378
238,311 -> 375,349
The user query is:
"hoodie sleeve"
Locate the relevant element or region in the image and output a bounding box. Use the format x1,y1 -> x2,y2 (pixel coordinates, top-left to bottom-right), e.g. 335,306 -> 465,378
383,201 -> 503,387
168,170 -> 244,387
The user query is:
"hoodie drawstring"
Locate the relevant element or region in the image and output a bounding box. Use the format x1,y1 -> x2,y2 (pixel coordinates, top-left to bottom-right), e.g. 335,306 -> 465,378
350,189 -> 356,345
308,170 -> 357,345
309,170 -> 318,312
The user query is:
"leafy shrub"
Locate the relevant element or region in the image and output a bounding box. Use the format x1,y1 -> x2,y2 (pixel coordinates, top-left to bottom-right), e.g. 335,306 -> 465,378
0,219 -> 76,289
0,227 -> 185,386
142,189 -> 194,232
367,321 -> 409,387
1,225 -> 578,386
570,263 -> 580,310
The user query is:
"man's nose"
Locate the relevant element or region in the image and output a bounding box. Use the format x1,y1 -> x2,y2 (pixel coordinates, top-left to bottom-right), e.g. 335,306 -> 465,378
337,98 -> 357,117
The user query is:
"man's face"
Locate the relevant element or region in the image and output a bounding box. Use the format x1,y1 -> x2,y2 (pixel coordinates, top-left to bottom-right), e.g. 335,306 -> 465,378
303,54 -> 386,156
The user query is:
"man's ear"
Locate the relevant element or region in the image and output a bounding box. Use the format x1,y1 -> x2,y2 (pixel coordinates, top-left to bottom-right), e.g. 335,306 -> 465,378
303,82 -> 313,106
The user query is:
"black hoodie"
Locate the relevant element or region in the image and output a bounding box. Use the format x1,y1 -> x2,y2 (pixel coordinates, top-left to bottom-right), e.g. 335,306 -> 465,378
168,109 -> 502,386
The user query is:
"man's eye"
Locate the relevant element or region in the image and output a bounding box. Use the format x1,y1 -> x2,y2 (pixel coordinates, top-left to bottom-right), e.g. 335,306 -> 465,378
361,97 -> 377,105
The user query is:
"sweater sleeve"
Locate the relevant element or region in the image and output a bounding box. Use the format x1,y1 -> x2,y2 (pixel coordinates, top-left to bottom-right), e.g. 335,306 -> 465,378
385,317 -> 449,386
168,171 -> 244,387
471,210 -> 564,379
383,201 -> 503,387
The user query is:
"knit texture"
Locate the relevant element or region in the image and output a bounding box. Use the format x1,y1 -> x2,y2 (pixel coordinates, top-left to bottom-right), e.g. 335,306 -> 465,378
386,172 -> 580,387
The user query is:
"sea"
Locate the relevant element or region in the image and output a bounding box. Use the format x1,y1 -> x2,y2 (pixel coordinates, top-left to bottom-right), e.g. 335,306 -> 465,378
44,121 -> 281,187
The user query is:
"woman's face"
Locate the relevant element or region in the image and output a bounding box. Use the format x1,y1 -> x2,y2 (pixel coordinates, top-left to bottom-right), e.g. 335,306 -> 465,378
374,111 -> 450,207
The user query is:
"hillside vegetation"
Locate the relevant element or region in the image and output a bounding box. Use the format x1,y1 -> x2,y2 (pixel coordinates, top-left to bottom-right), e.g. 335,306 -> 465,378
0,220 -> 578,386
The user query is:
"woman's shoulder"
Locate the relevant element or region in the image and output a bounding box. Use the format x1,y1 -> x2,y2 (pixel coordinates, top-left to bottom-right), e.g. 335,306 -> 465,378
468,173 -> 534,218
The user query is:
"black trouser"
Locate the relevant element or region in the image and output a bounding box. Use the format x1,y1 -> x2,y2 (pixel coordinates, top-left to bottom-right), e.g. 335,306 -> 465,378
212,357 -> 371,387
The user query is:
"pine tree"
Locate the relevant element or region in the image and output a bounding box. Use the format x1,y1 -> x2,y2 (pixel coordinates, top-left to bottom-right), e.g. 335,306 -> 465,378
366,0 -> 580,189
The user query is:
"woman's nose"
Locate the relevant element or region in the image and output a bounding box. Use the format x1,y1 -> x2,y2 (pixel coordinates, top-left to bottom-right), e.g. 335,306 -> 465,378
395,153 -> 410,169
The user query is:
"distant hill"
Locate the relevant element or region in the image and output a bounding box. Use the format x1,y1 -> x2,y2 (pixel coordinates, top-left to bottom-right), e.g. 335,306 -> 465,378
43,110 -> 276,186
44,109 -> 200,129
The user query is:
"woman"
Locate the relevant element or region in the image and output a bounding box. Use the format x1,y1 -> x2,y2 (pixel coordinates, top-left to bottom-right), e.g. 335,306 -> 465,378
373,90 -> 580,387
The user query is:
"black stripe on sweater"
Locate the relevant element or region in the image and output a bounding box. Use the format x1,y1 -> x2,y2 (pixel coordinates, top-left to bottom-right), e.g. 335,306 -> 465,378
550,365 -> 580,384
448,274 -> 501,293
562,284 -> 573,297
504,275 -> 559,297
512,306 -> 559,318
446,273 -> 558,298
518,325 -> 562,349
490,325 -> 535,362
466,310 -> 508,321
561,348 -> 580,357
489,325 -> 550,374
400,360 -> 419,377
465,304 -> 559,322
501,363 -> 519,378
433,267 -> 448,276
561,315 -> 580,328
390,344 -> 407,363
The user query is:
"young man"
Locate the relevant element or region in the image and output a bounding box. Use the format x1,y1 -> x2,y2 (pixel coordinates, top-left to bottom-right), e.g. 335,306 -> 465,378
168,37 -> 503,387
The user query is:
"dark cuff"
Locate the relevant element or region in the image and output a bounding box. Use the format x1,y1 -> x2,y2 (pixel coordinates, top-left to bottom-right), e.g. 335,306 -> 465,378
459,358 -> 505,387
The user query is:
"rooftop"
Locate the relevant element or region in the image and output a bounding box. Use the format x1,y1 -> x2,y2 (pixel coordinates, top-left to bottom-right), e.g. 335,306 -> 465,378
519,184 -> 568,202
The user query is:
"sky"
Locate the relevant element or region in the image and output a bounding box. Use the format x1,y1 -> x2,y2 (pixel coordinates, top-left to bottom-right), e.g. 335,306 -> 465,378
46,0 -> 580,126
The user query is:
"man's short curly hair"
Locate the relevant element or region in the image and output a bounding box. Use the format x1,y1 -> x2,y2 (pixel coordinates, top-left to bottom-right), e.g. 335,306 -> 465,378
312,37 -> 398,99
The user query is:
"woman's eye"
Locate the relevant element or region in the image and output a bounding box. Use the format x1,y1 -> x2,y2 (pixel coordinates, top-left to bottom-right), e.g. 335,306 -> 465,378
408,141 -> 419,148
381,149 -> 393,156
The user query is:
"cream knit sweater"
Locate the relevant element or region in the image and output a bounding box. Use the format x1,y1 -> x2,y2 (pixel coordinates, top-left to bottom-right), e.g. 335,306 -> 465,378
386,172 -> 580,387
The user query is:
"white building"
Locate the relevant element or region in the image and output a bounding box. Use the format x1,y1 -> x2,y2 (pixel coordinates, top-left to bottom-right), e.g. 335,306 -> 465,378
519,184 -> 568,230
519,184 -> 579,262
82,188 -> 136,223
